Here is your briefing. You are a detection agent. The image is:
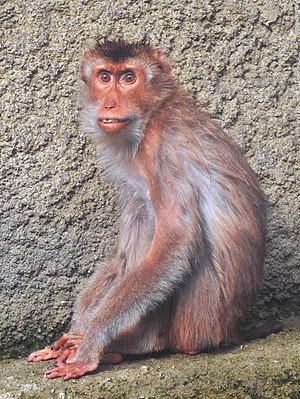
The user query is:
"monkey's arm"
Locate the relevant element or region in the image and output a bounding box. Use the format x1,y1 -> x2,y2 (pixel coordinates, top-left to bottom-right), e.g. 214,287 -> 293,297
44,199 -> 198,380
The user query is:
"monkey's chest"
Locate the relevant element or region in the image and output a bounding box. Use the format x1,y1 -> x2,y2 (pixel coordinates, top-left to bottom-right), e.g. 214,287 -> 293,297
122,163 -> 151,202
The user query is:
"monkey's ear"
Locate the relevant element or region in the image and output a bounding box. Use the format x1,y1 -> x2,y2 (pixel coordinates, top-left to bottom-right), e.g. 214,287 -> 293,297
153,50 -> 171,80
81,51 -> 91,83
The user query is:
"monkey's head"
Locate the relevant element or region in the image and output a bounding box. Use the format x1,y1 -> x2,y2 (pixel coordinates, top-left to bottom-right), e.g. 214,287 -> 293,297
80,39 -> 172,135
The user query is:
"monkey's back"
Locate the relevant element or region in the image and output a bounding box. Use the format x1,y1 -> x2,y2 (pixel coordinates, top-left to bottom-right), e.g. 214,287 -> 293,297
155,95 -> 266,351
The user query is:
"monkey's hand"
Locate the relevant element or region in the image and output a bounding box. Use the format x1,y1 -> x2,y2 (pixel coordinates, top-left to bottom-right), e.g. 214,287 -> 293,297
52,332 -> 84,365
27,332 -> 84,363
43,361 -> 98,380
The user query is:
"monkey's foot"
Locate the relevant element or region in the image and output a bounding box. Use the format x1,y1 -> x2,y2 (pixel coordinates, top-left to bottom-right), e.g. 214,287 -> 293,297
43,361 -> 98,380
102,352 -> 123,365
27,346 -> 62,362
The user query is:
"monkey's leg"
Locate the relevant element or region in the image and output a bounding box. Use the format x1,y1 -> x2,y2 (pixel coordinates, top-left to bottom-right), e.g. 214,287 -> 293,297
105,300 -> 172,357
168,264 -> 240,354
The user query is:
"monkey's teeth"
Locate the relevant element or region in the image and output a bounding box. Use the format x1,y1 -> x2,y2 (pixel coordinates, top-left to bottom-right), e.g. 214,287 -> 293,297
102,119 -> 114,123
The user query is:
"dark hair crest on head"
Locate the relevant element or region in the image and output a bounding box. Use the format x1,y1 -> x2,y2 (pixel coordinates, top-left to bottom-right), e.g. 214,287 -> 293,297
93,37 -> 152,62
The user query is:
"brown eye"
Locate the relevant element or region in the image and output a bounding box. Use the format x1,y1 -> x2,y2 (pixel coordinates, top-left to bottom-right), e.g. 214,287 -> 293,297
122,72 -> 136,85
98,71 -> 111,83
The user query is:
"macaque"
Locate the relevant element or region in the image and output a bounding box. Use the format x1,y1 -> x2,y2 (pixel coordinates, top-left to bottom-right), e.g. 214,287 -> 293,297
27,39 -> 267,380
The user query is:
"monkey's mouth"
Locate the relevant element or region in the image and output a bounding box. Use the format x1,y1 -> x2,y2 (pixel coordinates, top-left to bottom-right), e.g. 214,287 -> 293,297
97,118 -> 132,133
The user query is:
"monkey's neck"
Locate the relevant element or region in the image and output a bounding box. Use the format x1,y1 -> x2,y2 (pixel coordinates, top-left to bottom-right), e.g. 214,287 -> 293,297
95,120 -> 144,162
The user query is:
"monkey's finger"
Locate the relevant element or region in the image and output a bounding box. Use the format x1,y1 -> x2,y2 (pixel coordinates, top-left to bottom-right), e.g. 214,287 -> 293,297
62,370 -> 84,381
65,349 -> 77,364
61,338 -> 83,350
51,333 -> 71,350
52,332 -> 84,350
43,364 -> 70,379
43,368 -> 64,379
31,354 -> 55,362
54,348 -> 74,365
27,346 -> 61,362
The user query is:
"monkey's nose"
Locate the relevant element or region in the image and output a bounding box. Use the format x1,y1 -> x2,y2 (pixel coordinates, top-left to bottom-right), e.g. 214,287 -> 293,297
104,103 -> 116,109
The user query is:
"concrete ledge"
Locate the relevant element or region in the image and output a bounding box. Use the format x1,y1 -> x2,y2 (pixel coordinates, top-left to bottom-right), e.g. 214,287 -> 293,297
0,324 -> 299,399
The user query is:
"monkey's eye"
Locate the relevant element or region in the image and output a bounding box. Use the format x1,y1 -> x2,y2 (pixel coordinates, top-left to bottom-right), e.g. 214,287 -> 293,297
98,71 -> 112,83
121,72 -> 137,85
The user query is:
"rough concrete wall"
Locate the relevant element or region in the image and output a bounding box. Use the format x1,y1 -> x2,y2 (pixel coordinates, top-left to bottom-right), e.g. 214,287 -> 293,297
0,0 -> 299,354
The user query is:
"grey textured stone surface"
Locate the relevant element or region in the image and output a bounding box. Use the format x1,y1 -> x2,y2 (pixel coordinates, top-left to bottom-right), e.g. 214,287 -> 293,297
0,0 -> 299,358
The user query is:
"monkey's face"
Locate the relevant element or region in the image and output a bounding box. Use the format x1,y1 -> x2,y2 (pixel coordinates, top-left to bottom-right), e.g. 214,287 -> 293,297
82,57 -> 153,134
